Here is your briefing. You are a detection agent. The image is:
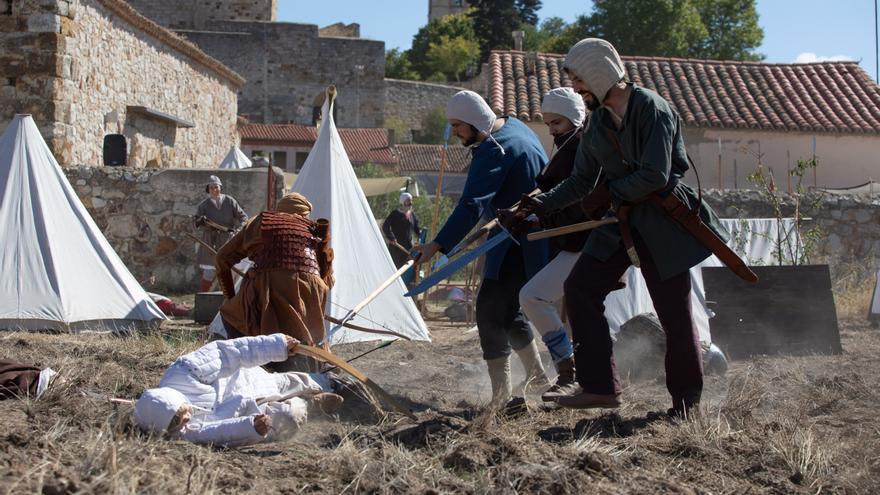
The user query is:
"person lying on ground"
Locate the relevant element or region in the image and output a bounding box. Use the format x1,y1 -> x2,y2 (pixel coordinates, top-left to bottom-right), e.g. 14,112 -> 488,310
133,333 -> 343,447
0,359 -> 63,400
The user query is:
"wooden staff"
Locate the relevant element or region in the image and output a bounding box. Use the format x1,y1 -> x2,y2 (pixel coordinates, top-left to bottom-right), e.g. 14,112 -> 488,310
185,232 -> 245,277
527,217 -> 618,241
328,260 -> 416,336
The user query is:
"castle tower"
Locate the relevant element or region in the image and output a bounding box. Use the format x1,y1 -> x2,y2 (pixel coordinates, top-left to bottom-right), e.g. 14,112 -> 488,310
428,0 -> 469,22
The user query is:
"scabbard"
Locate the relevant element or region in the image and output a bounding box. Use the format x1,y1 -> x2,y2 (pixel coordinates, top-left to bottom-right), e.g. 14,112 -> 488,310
649,193 -> 758,283
616,205 -> 641,268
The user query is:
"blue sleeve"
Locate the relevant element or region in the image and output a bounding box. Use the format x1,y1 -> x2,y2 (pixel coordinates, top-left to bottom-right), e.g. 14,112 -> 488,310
433,149 -> 509,252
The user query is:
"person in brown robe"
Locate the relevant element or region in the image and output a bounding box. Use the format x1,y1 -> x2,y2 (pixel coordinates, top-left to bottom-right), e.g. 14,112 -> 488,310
215,193 -> 334,352
0,360 -> 60,399
195,175 -> 248,292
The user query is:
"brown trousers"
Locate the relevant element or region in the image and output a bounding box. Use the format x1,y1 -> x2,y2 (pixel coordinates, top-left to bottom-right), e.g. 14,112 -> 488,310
564,233 -> 703,410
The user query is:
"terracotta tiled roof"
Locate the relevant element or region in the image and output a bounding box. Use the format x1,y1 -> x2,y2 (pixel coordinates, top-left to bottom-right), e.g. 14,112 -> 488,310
239,123 -> 397,165
488,50 -> 880,135
395,144 -> 471,173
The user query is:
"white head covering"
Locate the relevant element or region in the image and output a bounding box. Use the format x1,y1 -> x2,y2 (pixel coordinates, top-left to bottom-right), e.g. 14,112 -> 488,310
564,38 -> 626,102
541,87 -> 586,128
207,175 -> 222,187
134,388 -> 188,433
399,192 -> 413,205
446,90 -> 505,154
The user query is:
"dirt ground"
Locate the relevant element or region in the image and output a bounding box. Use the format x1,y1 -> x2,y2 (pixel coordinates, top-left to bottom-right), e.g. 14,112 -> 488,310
1,313 -> 878,494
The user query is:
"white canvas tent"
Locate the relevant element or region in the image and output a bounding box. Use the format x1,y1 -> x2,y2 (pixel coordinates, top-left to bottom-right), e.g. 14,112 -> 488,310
218,146 -> 252,169
0,115 -> 165,332
292,94 -> 430,344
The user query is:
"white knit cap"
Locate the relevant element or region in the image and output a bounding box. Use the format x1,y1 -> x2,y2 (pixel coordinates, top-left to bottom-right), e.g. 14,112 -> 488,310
399,192 -> 413,205
563,38 -> 626,102
541,87 -> 586,128
207,175 -> 222,187
446,90 -> 505,154
134,388 -> 188,433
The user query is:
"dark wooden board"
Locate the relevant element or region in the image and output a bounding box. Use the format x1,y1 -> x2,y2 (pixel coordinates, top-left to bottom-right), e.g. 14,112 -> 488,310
702,265 -> 841,359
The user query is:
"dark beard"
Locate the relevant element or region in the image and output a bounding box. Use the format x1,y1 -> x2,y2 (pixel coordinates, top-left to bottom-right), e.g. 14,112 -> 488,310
461,135 -> 479,147
585,96 -> 600,111
553,129 -> 577,147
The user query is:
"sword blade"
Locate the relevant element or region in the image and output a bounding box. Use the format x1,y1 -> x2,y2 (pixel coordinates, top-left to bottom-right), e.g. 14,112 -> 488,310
404,231 -> 510,297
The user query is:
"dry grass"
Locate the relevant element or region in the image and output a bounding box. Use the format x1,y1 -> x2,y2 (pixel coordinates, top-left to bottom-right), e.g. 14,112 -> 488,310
1,318 -> 879,493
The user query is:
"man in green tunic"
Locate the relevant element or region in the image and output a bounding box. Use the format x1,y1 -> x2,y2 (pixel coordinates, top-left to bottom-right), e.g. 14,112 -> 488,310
518,38 -> 728,417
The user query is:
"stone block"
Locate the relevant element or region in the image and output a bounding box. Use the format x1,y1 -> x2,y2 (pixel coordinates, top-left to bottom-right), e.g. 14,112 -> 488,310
27,13 -> 61,33
107,214 -> 138,238
855,209 -> 873,223
91,197 -> 106,208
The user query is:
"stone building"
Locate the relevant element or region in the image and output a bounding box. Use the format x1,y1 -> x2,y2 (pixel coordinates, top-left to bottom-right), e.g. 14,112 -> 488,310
125,0 -> 386,128
429,0 -> 469,21
0,0 -> 244,168
489,50 -> 880,189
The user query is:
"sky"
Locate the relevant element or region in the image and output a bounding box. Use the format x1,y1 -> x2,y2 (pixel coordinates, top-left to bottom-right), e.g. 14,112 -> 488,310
278,0 -> 880,81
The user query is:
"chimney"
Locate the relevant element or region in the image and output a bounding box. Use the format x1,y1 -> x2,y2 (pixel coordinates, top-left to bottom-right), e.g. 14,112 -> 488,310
512,30 -> 524,51
387,128 -> 396,145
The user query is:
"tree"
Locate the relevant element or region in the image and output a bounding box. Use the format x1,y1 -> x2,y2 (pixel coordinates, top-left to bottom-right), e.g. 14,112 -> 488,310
584,0 -> 707,58
426,35 -> 480,83
691,0 -> 764,60
409,11 -> 478,79
385,48 -> 419,80
521,16 -> 567,52
558,0 -> 763,60
469,0 -> 542,60
414,107 -> 448,145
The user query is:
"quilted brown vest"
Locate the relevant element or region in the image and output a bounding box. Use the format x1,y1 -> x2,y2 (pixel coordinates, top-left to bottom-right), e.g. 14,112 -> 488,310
251,212 -> 321,276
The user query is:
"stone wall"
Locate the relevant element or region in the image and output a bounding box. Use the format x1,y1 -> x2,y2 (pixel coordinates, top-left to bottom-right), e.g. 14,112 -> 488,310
703,190 -> 880,271
384,79 -> 464,132
125,0 -> 277,29
181,20 -> 385,128
1,0 -> 244,168
0,0 -> 70,142
63,166 -> 284,291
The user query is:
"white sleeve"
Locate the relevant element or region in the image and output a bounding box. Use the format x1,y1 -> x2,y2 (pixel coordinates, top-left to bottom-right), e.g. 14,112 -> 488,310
177,417 -> 265,447
182,334 -> 290,384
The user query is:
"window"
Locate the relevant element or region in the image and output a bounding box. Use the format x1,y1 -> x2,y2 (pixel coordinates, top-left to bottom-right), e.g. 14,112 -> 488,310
272,151 -> 288,170
452,0 -> 463,6
295,152 -> 309,172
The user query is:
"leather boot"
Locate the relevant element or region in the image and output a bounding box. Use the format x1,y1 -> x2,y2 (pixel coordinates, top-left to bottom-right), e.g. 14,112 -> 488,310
199,278 -> 213,292
486,356 -> 512,407
514,339 -> 550,394
556,391 -> 621,409
541,357 -> 579,402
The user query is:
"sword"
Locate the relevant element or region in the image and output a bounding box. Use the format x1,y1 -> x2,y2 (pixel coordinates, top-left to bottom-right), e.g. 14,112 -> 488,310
405,225 -> 514,297
442,188 -> 540,261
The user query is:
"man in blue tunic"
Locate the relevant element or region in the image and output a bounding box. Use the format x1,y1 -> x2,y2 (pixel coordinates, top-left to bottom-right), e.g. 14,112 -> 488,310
411,91 -> 551,409
517,39 -> 728,418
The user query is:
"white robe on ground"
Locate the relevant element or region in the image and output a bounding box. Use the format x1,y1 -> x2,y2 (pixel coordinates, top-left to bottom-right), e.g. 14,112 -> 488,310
158,334 -> 331,446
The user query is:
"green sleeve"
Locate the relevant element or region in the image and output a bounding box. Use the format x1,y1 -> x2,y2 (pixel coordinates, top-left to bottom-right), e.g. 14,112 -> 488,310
536,133 -> 602,212
606,104 -> 674,202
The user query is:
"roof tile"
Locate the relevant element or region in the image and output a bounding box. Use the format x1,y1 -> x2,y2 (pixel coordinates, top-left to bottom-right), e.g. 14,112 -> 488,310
240,124 -> 397,165
489,50 -> 880,134
395,144 -> 471,174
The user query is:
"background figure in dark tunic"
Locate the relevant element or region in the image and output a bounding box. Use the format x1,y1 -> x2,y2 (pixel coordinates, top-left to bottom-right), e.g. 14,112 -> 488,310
382,192 -> 421,268
194,175 -> 248,292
